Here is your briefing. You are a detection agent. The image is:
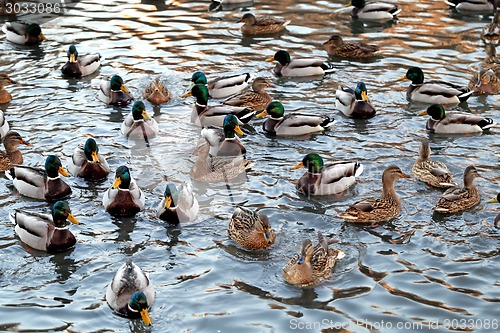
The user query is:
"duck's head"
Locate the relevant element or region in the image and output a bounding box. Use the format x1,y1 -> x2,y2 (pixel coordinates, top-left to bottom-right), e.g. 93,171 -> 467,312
323,34 -> 343,47
251,77 -> 272,92
128,291 -> 152,326
163,183 -> 179,209
52,201 -> 79,227
112,166 -> 132,189
223,114 -> 244,138
255,213 -> 274,245
257,101 -> 285,119
83,138 -> 101,163
355,82 -> 369,101
463,165 -> 480,187
238,13 -> 257,24
67,45 -> 78,62
45,155 -> 70,178
292,153 -> 324,174
110,75 -> 130,93
27,23 -> 46,40
351,0 -> 366,8
182,84 -> 209,105
418,104 -> 446,120
487,192 -> 500,203
131,101 -> 151,121
191,71 -> 208,85
3,131 -> 31,150
382,165 -> 411,184
266,50 -> 291,65
398,67 -> 424,85
296,239 -> 314,265
418,138 -> 431,160
0,74 -> 17,87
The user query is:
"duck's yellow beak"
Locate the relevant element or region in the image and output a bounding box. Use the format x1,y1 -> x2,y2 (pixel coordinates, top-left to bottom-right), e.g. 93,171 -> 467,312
67,213 -> 79,225
112,177 -> 122,189
417,110 -> 428,116
265,56 -> 275,62
292,162 -> 304,170
121,84 -> 130,93
397,74 -> 407,81
164,196 -> 172,209
234,125 -> 244,136
40,32 -> 47,41
91,151 -> 100,163
361,90 -> 369,102
181,90 -> 192,98
256,110 -> 268,118
58,166 -> 70,177
69,53 -> 77,63
140,308 -> 152,326
142,110 -> 151,120
401,173 -> 412,179
344,2 -> 352,7
20,139 -> 32,146
487,197 -> 499,203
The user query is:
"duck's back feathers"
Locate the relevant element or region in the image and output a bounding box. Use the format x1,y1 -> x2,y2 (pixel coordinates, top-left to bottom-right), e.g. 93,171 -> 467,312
208,73 -> 252,99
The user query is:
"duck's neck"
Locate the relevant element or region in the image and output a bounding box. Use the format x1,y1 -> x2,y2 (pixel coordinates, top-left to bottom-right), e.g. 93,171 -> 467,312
381,178 -> 400,205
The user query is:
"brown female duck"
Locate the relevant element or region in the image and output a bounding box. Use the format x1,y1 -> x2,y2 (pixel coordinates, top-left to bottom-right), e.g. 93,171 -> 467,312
142,78 -> 171,105
434,166 -> 481,213
0,74 -> 16,104
322,35 -> 379,58
0,131 -> 31,172
228,207 -> 276,250
223,77 -> 273,112
412,138 -> 454,188
238,13 -> 290,36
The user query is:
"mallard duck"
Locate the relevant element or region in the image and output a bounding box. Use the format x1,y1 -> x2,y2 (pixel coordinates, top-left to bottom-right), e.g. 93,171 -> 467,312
487,193 -> 500,227
98,75 -> 134,106
265,50 -> 335,77
156,183 -> 199,225
398,67 -> 473,104
6,155 -> 72,201
189,71 -> 251,99
322,35 -> 379,58
10,201 -> 79,252
292,153 -> 363,196
61,45 -> 101,78
412,138 -> 454,188
0,111 -> 9,138
2,22 -> 46,45
223,77 -> 273,112
469,66 -> 500,95
340,165 -> 411,223
68,138 -> 110,181
335,82 -> 376,119
0,131 -> 31,172
121,101 -> 159,141
102,166 -> 145,217
0,74 -> 16,104
106,260 -> 155,326
349,0 -> 401,20
200,114 -> 246,158
142,78 -> 171,105
238,13 -> 291,35
228,206 -> 276,250
445,0 -> 496,12
434,166 -> 480,213
418,104 -> 496,134
256,101 -> 334,136
282,231 -> 345,287
482,11 -> 500,43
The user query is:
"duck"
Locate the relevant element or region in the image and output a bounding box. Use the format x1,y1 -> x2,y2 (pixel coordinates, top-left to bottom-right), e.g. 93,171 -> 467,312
223,77 -> 273,112
61,45 -> 101,78
292,153 -> 363,196
445,0 -> 496,12
282,231 -> 345,287
156,183 -> 199,225
67,138 -> 110,181
0,131 -> 31,172
348,0 -> 401,20
340,165 -> 411,223
398,67 -> 473,104
6,155 -> 72,201
189,71 -> 252,99
482,11 -> 500,44
98,75 -> 134,106
0,74 -> 16,104
487,193 -> 500,228
228,207 -> 276,250
0,110 -> 9,138
10,201 -> 79,252
265,50 -> 335,77
412,138 -> 454,188
322,35 -> 379,58
469,65 -> 500,95
2,22 -> 46,45
121,101 -> 159,141
106,260 -> 155,326
418,104 -> 496,134
102,165 -> 145,217
201,114 -> 247,158
238,13 -> 291,35
335,82 -> 376,119
142,78 -> 171,105
434,166 -> 481,213
256,101 -> 334,136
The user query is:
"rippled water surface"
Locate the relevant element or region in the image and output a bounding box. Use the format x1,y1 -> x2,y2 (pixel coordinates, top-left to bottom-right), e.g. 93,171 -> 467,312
0,0 -> 499,332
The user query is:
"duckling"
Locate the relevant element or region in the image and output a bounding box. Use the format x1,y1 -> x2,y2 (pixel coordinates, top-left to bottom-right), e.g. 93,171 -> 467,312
238,13 -> 291,35
434,166 -> 481,213
265,50 -> 335,77
322,35 -> 379,58
228,206 -> 276,250
482,11 -> 500,43
61,45 -> 101,78
0,110 -> 9,138
142,78 -> 171,105
6,155 -> 72,201
335,82 -> 376,119
0,74 -> 16,104
189,71 -> 251,99
282,231 -> 345,287
487,193 -> 500,228
98,75 -> 134,106
0,131 -> 31,172
10,201 -> 79,252
340,165 -> 411,223
68,138 -> 110,181
2,22 -> 46,45
445,0 -> 496,12
349,0 -> 401,20
121,101 -> 159,141
412,138 -> 454,188
106,260 -> 155,326
223,77 -> 273,112
102,166 -> 145,217
156,183 -> 199,225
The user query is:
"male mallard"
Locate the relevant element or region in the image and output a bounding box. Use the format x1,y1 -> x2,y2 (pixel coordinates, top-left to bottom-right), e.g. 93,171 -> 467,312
10,201 -> 79,252
412,138 -> 454,188
61,45 -> 101,78
142,78 -> 171,105
322,35 -> 379,58
200,114 -> 246,157
256,101 -> 334,136
482,11 -> 500,43
487,193 -> 500,227
0,74 -> 16,104
349,0 -> 401,20
102,166 -> 145,217
6,155 -> 72,201
189,71 -> 252,99
0,131 -> 31,172
2,22 -> 46,45
434,166 -> 480,213
238,13 -> 291,36
335,82 -> 376,119
418,104 -> 495,134
265,50 -> 335,77
398,67 -> 473,104
121,101 -> 159,141
445,0 -> 496,12
223,77 -> 273,112
68,138 -> 110,181
228,206 -> 276,250
340,165 -> 411,223
106,260 -> 155,326
156,183 -> 199,225
0,110 -> 9,138
282,231 -> 345,287
98,75 -> 134,106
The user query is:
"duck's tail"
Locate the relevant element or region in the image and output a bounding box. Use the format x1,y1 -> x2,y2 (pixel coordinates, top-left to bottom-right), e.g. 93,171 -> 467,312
321,62 -> 335,74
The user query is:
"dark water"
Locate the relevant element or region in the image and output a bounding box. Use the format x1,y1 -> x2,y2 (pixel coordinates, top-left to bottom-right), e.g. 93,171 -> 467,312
0,0 -> 499,332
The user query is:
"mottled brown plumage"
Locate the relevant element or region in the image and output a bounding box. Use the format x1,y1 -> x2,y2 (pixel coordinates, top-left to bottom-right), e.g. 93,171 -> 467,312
238,13 -> 290,35
412,138 -> 454,188
228,207 -> 275,250
481,11 -> 500,44
142,78 -> 171,105
0,74 -> 16,104
434,166 -> 480,213
0,131 -> 31,172
322,35 -> 379,58
223,77 -> 273,112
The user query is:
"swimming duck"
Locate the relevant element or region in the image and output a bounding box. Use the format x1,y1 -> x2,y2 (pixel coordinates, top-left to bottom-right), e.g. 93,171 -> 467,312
469,66 -> 500,95
282,231 -> 345,287
412,138 -> 454,188
238,13 -> 291,35
189,71 -> 252,99
340,165 -> 411,223
61,45 -> 101,78
6,155 -> 72,201
265,50 -> 335,77
0,111 -> 9,138
445,0 -> 496,12
482,11 -> 500,43
68,138 -> 110,181
434,166 -> 480,213
156,183 -> 199,225
98,75 -> 134,106
349,0 -> 401,20
2,22 -> 46,45
201,114 -> 246,158
418,104 -> 495,134
0,131 -> 31,172
335,82 -> 376,119
322,35 -> 379,58
487,193 -> 500,228
0,74 -> 16,104
121,101 -> 159,141
398,67 -> 473,104
102,166 -> 145,217
142,78 -> 171,105
223,77 -> 273,112
256,101 -> 334,136
10,201 -> 79,252
106,260 -> 155,326
228,206 -> 276,250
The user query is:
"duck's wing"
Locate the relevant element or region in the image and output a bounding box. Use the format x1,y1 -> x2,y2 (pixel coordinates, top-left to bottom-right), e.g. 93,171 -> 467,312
11,210 -> 54,251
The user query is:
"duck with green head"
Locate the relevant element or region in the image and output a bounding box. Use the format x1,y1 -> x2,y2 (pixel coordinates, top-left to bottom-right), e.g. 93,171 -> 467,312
68,138 -> 110,181
228,206 -> 276,250
487,193 -> 500,228
156,183 -> 199,225
0,131 -> 31,172
99,75 -> 134,106
102,165 -> 145,217
266,50 -> 335,77
121,101 -> 159,141
335,82 -> 376,119
189,71 -> 251,99
349,0 -> 401,20
0,74 -> 17,104
3,22 -> 46,45
61,45 -> 101,78
434,166 -> 481,214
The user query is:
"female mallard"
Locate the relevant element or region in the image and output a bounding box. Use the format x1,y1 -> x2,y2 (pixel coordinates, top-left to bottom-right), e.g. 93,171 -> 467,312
0,74 -> 16,104
156,183 -> 199,225
283,231 -> 345,287
142,78 -> 171,105
335,82 -> 376,119
0,131 -> 31,172
412,138 -> 454,188
434,166 -> 480,213
61,45 -> 101,78
265,50 -> 335,77
6,155 -> 72,201
238,13 -> 291,36
10,201 -> 79,252
189,71 -> 251,99
121,101 -> 159,141
102,166 -> 145,217
340,165 -> 411,223
349,0 -> 401,20
2,22 -> 46,45
98,75 -> 134,106
256,101 -> 334,136
68,138 -> 110,181
106,260 -> 155,326
487,193 -> 500,227
322,35 -> 379,58
292,153 -> 363,196
223,77 -> 273,112
482,11 -> 500,43
446,0 -> 496,12
418,104 -> 495,134
228,206 -> 276,250
469,66 -> 500,95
